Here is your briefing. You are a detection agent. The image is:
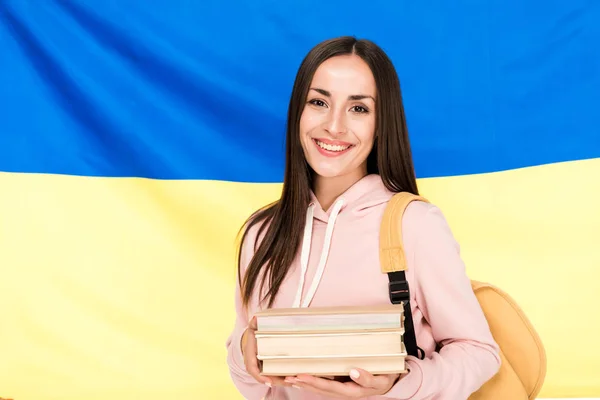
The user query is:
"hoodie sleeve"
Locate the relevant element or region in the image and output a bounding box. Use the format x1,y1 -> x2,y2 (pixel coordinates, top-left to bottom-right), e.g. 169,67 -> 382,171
383,204 -> 501,400
225,224 -> 270,400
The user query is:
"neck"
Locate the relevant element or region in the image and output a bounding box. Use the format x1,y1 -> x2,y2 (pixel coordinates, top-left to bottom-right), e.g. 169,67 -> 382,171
313,169 -> 367,211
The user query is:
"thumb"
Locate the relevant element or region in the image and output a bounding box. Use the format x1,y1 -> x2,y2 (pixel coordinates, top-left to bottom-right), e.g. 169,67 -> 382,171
248,315 -> 258,330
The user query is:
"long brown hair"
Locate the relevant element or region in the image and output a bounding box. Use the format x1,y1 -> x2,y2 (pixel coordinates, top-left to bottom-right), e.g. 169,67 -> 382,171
238,36 -> 419,308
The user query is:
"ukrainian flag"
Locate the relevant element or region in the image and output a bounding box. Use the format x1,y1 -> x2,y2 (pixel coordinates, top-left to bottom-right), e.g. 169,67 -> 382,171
0,1 -> 598,399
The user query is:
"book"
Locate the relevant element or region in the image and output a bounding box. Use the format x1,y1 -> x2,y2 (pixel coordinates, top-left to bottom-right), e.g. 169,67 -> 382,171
254,304 -> 407,376
259,351 -> 407,376
254,304 -> 404,333
256,329 -> 404,357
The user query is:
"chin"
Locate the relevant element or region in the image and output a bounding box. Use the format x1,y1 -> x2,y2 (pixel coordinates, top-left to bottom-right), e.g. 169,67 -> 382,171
309,162 -> 348,179
312,169 -> 344,179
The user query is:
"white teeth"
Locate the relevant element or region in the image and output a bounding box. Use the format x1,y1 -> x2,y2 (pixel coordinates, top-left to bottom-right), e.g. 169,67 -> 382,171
315,140 -> 351,152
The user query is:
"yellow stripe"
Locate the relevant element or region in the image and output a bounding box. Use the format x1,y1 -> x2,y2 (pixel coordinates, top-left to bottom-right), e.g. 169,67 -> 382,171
0,157 -> 598,399
418,157 -> 600,397
0,174 -> 280,400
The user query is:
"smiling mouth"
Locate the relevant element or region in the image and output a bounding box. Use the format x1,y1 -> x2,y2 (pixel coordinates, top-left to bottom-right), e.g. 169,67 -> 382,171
313,139 -> 353,152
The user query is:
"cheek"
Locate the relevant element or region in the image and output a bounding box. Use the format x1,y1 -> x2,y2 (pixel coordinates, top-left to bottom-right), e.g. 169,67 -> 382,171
299,116 -> 313,152
299,113 -> 323,145
353,118 -> 376,147
300,111 -> 320,131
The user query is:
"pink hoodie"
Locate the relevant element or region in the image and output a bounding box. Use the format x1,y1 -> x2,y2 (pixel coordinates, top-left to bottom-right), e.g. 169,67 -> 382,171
226,174 -> 501,399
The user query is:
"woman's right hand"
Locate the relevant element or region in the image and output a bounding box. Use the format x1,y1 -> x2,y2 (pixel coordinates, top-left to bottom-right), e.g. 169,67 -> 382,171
241,316 -> 291,388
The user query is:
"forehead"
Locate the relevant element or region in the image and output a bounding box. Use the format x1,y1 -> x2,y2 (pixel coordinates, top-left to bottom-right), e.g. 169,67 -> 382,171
310,55 -> 376,96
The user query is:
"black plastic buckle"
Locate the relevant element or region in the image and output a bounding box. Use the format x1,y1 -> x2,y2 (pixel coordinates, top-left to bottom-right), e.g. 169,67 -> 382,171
388,280 -> 410,304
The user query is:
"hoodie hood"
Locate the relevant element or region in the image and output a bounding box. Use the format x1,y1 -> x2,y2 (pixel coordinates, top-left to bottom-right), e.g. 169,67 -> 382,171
292,174 -> 395,308
307,174 -> 395,223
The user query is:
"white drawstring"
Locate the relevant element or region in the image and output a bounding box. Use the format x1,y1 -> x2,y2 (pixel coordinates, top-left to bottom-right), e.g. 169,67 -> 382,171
293,203 -> 315,308
292,199 -> 344,308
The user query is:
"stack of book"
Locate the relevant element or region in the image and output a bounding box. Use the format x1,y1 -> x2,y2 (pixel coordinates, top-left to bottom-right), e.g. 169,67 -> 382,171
254,304 -> 407,376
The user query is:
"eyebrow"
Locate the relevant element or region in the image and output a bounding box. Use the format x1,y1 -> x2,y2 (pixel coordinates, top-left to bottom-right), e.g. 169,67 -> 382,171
310,87 -> 375,101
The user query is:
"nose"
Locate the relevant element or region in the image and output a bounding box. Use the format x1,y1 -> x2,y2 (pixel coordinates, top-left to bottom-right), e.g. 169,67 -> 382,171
324,109 -> 347,136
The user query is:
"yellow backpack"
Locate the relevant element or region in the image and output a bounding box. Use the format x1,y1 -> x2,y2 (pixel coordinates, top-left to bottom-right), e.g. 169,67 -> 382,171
379,192 -> 547,400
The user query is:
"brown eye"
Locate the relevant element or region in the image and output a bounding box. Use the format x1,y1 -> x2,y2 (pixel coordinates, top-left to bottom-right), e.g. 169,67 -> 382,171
309,99 -> 327,107
352,105 -> 368,113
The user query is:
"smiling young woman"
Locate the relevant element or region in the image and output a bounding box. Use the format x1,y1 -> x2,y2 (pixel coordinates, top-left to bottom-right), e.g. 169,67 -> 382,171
225,36 -> 500,400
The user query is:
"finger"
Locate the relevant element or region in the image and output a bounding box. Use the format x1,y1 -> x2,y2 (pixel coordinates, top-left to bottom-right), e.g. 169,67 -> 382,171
309,375 -> 336,380
348,368 -> 376,389
293,375 -> 363,398
289,380 -> 348,398
248,315 -> 258,330
244,355 -> 268,385
265,376 -> 293,387
350,369 -> 398,391
243,331 -> 271,386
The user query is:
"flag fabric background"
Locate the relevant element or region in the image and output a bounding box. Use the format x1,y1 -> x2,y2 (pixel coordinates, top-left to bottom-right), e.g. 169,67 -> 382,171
1,1 -> 599,399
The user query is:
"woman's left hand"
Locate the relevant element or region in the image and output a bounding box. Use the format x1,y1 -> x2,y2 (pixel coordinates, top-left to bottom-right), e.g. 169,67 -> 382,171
284,368 -> 399,398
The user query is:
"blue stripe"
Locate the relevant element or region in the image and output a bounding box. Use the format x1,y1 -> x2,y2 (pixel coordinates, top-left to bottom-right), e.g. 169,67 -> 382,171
1,0 -> 599,181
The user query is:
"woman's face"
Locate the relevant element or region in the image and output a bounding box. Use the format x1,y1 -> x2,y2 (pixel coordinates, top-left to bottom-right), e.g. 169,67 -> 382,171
299,54 -> 377,181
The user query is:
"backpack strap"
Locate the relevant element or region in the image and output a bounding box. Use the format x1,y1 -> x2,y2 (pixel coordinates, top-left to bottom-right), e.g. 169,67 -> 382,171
380,192 -> 429,360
